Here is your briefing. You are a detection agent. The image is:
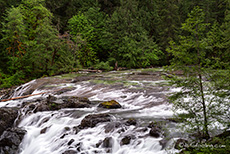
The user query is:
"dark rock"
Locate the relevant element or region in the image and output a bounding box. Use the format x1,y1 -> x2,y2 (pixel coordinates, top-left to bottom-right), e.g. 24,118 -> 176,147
174,138 -> 188,150
0,127 -> 26,153
75,142 -> 82,152
104,122 -> 121,133
64,127 -> 71,131
60,133 -> 67,139
29,104 -> 36,110
148,121 -> 163,138
0,107 -> 18,136
102,137 -> 113,148
148,121 -> 162,129
79,114 -> 111,129
40,127 -> 48,134
120,95 -> 127,98
62,150 -> 78,154
149,127 -> 161,138
35,96 -> 90,112
120,135 -> 132,145
68,139 -> 75,145
98,100 -> 122,109
96,140 -> 102,148
125,118 -> 137,126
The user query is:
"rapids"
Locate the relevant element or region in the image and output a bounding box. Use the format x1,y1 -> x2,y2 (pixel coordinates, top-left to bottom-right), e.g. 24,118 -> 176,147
0,69 -> 181,154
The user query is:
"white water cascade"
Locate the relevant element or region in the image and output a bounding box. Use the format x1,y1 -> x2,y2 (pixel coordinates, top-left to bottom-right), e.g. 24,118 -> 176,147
0,71 -> 181,154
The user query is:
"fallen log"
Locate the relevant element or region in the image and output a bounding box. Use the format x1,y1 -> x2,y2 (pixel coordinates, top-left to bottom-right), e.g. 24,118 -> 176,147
79,69 -> 102,73
0,92 -> 47,102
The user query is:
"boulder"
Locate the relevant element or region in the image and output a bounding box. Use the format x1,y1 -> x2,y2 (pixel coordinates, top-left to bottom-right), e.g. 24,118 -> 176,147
79,114 -> 111,129
67,139 -> 75,145
0,127 -> 26,154
98,100 -> 122,109
120,135 -> 135,145
149,127 -> 161,138
0,107 -> 18,136
35,96 -> 90,112
125,118 -> 137,126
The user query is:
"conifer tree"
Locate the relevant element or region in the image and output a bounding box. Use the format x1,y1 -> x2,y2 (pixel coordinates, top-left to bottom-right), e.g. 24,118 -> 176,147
167,6 -> 230,139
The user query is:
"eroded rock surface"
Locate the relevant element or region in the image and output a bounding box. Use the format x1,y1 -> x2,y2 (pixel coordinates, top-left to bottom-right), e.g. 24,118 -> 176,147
0,107 -> 18,136
0,127 -> 26,154
35,95 -> 91,112
79,113 -> 111,129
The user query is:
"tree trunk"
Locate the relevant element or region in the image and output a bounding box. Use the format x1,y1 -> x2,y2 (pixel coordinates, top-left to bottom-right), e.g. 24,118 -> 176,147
198,73 -> 209,139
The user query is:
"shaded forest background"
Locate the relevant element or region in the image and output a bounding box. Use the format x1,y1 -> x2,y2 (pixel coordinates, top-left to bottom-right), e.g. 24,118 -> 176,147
0,0 -> 229,88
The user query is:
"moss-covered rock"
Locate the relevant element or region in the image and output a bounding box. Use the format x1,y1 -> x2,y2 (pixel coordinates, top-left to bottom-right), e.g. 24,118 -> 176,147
98,100 -> 122,109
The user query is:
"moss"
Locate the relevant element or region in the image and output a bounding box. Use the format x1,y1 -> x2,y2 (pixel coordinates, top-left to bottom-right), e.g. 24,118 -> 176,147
101,100 -> 117,107
55,73 -> 82,79
139,67 -> 164,72
99,100 -> 122,109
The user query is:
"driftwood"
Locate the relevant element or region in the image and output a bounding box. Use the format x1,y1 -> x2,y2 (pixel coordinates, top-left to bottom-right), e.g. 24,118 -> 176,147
79,69 -> 102,73
0,92 -> 47,102
0,88 -> 69,102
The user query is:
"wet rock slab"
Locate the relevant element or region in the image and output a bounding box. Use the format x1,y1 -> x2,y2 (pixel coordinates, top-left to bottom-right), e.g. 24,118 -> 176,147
0,107 -> 18,136
79,113 -> 111,129
34,95 -> 91,112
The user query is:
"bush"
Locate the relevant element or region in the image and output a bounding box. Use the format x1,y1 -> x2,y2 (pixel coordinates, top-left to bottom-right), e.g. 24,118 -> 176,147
94,61 -> 113,71
0,71 -> 24,88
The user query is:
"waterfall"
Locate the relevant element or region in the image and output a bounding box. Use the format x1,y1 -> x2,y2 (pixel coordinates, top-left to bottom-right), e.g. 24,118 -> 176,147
0,70 -> 180,154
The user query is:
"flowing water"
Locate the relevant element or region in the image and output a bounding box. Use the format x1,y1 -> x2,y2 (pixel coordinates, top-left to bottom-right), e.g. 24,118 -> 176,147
0,69 -> 181,154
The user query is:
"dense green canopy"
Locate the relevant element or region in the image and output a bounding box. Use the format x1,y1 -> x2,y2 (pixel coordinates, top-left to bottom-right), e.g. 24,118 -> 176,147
0,0 -> 229,87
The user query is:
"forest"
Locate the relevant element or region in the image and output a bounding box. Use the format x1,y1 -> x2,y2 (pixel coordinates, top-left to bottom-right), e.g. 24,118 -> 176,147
0,0 -> 230,153
0,0 -> 229,88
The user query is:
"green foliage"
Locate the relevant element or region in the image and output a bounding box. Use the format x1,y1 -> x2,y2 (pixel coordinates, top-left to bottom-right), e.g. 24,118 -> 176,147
167,6 -> 230,139
68,11 -> 98,67
94,61 -> 113,71
0,70 -> 24,88
102,0 -> 162,68
0,0 -> 230,89
1,0 -> 80,85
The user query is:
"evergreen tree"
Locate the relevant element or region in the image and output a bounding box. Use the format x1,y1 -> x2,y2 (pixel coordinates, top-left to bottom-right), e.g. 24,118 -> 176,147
221,0 -> 230,64
68,11 -> 98,67
103,0 -> 162,68
0,0 -> 73,87
167,6 -> 229,139
154,0 -> 181,64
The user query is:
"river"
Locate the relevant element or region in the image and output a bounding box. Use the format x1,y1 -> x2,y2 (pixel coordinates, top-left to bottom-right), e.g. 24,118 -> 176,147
0,68 -> 181,154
